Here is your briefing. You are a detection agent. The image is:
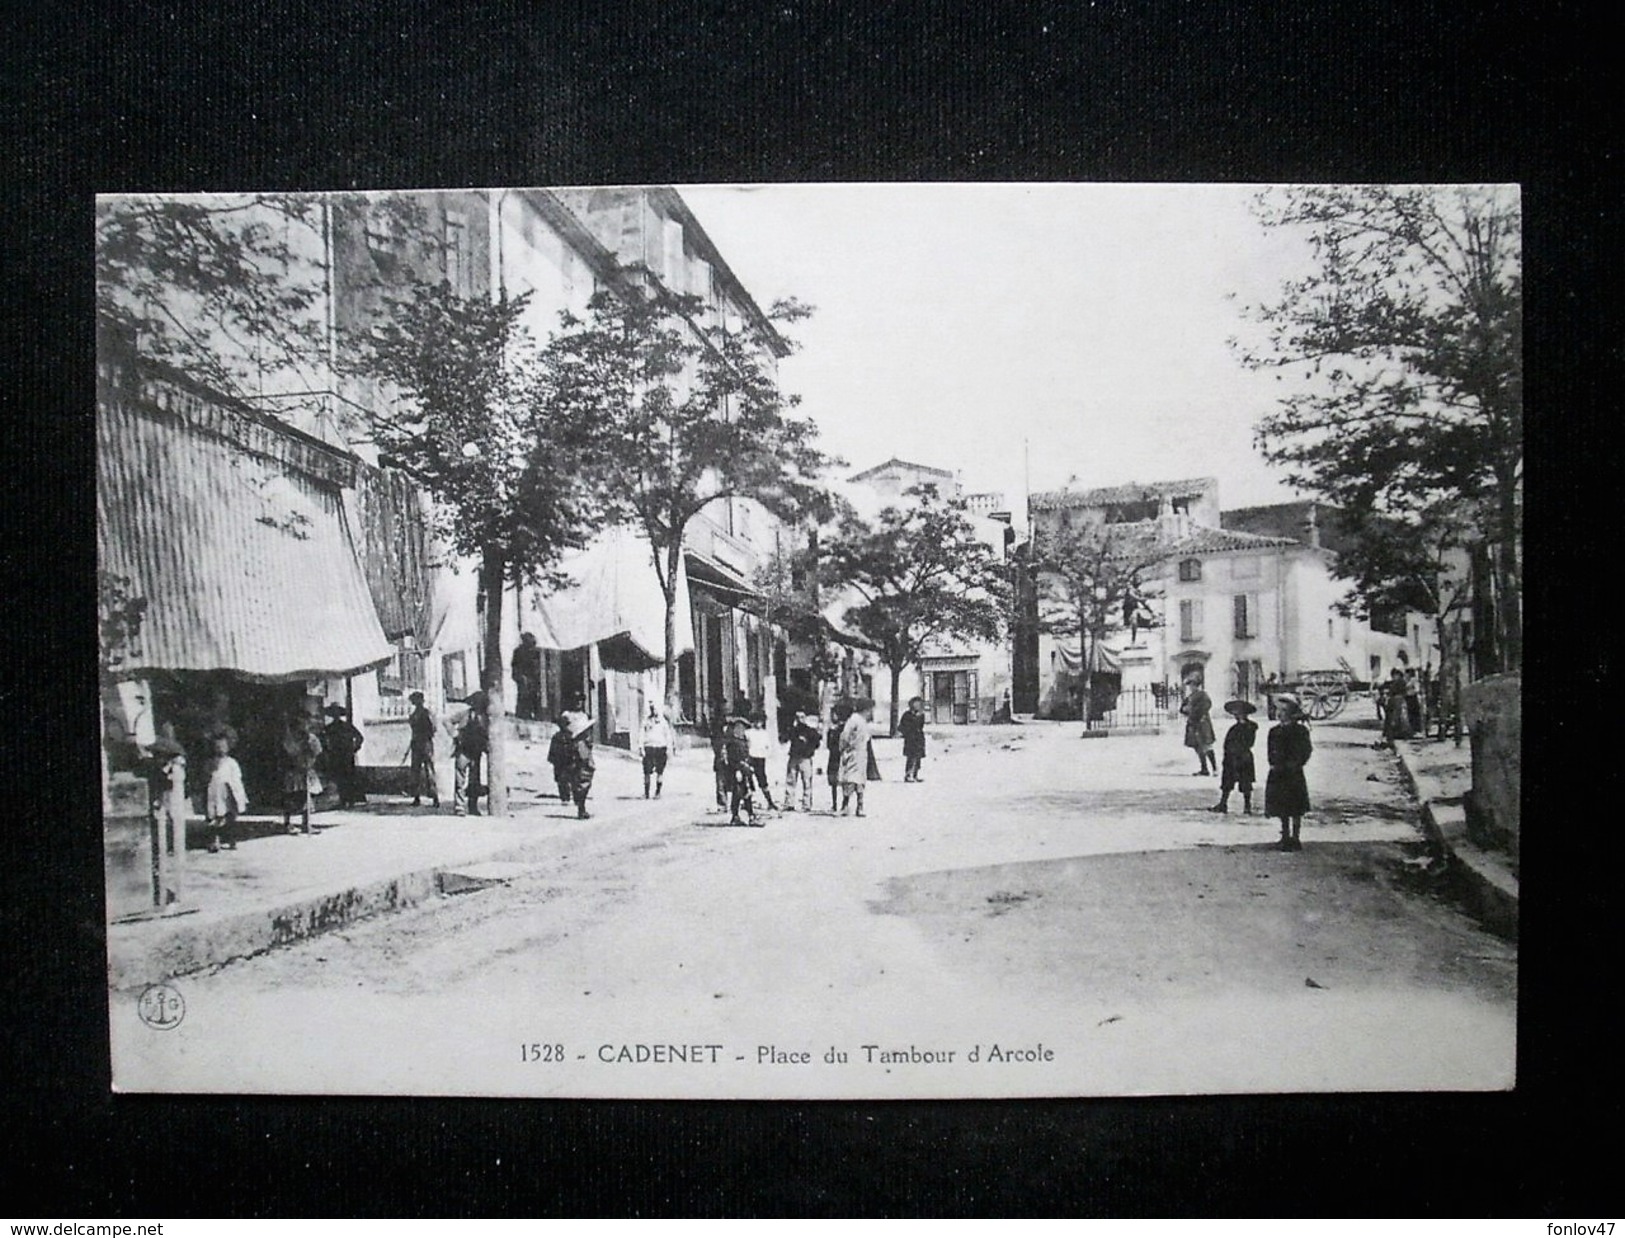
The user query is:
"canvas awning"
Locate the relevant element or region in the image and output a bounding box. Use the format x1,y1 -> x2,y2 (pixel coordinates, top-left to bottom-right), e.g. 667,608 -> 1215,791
98,395 -> 395,682
530,527 -> 693,669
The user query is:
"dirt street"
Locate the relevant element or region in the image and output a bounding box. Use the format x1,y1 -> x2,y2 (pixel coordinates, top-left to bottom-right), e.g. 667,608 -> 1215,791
114,703 -> 1516,1098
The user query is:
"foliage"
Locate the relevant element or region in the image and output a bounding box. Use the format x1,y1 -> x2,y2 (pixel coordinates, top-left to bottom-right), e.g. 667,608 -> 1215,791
98,571 -> 148,676
819,484 -> 1009,733
96,194 -> 328,397
356,280 -> 605,587
539,284 -> 837,701
1238,184 -> 1522,666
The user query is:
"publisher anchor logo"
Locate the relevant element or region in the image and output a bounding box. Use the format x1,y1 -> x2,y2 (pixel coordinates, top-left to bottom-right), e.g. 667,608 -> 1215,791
137,983 -> 185,1030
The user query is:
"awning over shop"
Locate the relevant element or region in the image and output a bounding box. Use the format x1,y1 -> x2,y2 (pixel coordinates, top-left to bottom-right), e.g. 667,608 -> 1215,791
98,395 -> 395,682
530,527 -> 692,670
683,549 -> 758,602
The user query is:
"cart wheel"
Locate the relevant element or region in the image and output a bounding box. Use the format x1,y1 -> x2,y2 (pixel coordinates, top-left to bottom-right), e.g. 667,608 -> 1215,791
1305,690 -> 1332,721
1319,688 -> 1348,720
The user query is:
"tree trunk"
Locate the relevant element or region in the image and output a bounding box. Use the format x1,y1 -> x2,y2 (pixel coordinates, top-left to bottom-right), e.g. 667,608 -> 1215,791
888,662 -> 903,737
663,536 -> 684,713
480,548 -> 508,818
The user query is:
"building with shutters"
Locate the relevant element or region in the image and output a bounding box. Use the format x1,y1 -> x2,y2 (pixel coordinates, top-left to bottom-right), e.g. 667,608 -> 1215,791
1019,478 -> 1408,718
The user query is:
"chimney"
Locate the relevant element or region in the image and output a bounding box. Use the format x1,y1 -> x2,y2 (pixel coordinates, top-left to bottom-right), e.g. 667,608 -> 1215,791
1304,503 -> 1321,549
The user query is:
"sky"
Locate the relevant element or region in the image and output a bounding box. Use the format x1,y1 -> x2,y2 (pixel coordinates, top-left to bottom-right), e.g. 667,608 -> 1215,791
678,183 -> 1316,527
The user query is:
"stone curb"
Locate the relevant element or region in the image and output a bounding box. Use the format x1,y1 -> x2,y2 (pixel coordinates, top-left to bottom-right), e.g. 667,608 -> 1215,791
1394,743 -> 1519,941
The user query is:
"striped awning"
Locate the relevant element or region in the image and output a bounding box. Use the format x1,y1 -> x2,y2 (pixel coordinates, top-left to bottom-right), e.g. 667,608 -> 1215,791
98,393 -> 395,682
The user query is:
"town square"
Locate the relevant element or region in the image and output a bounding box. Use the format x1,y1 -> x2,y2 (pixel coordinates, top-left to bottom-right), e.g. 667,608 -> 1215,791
98,183 -> 1521,1098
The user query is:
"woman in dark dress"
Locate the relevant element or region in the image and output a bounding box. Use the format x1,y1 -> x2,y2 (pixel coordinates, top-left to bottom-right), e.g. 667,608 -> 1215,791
1264,695 -> 1313,851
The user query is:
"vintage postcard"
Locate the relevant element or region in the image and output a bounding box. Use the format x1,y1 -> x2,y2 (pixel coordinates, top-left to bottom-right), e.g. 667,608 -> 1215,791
99,182 -> 1519,1097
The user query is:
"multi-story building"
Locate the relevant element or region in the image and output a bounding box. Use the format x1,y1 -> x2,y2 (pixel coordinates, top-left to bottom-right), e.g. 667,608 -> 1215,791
98,185 -> 802,807
1020,479 -> 1410,719
521,187 -> 798,739
836,458 -> 1015,726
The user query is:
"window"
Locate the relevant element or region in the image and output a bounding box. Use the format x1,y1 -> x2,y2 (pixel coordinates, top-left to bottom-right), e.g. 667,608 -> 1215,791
377,635 -> 425,704
444,210 -> 468,294
1232,555 -> 1260,580
662,218 -> 684,286
1179,598 -> 1204,643
1178,558 -> 1202,583
1171,496 -> 1191,516
1233,593 -> 1259,639
442,650 -> 468,702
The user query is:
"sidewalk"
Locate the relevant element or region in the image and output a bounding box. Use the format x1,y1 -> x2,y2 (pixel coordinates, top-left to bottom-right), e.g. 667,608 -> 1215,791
1391,733 -> 1519,939
106,743 -> 713,991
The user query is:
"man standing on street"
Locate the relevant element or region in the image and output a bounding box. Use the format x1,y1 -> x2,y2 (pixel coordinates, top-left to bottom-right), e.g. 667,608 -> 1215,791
899,696 -> 927,782
453,691 -> 489,817
510,632 -> 543,721
407,690 -> 440,808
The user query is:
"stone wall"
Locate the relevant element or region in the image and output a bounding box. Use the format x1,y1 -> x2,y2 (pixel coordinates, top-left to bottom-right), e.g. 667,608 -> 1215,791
1461,673 -> 1521,859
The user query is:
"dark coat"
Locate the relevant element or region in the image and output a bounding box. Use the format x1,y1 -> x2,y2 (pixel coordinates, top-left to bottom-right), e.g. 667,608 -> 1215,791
1182,690 -> 1216,750
898,710 -> 926,757
1219,718 -> 1257,790
1264,720 -> 1312,817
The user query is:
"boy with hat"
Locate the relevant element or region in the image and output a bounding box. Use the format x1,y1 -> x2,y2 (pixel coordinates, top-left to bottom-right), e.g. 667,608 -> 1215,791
1209,699 -> 1259,814
560,696 -> 596,819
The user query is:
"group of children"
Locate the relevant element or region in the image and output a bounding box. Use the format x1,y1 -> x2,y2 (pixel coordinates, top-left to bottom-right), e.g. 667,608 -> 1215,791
1204,693 -> 1314,852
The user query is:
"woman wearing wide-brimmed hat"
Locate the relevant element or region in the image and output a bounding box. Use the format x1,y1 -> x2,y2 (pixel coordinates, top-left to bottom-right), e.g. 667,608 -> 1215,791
1209,699 -> 1259,814
1264,694 -> 1313,851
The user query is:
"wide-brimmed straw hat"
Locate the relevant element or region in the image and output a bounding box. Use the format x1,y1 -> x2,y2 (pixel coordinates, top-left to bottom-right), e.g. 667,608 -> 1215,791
1223,699 -> 1257,716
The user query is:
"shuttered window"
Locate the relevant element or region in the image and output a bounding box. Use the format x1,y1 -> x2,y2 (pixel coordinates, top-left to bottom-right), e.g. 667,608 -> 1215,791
1180,599 -> 1204,642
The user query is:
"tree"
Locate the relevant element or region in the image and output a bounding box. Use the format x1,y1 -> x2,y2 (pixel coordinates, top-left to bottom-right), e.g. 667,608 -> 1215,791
96,193 -> 329,397
1030,520 -> 1165,721
1238,184 -> 1522,672
358,281 -> 609,816
1323,500 -> 1474,736
819,484 -> 1009,736
539,286 -> 836,712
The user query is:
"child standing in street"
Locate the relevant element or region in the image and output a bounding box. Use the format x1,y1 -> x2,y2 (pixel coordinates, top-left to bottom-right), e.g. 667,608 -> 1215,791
746,712 -> 778,812
824,704 -> 849,814
1265,695 -> 1313,851
725,714 -> 761,826
546,717 -> 573,806
639,701 -> 675,799
1209,699 -> 1258,815
784,710 -> 821,812
205,733 -> 247,852
838,699 -> 874,818
560,698 -> 595,819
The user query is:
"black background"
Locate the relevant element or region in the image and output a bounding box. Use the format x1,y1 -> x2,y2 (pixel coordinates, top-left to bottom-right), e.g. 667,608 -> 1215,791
3,0 -> 1615,1218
